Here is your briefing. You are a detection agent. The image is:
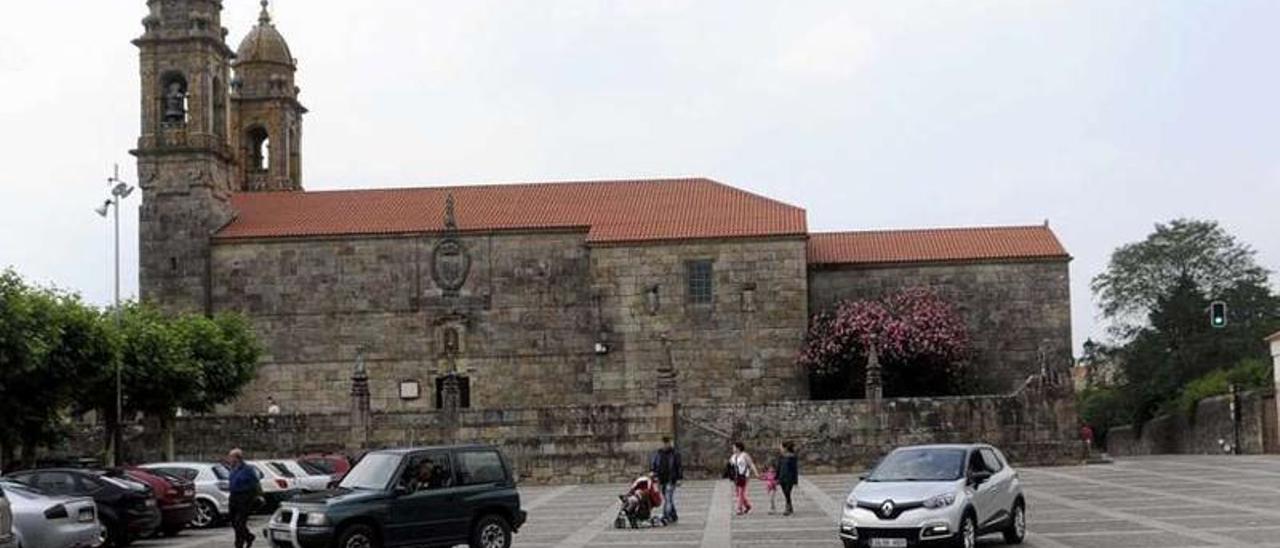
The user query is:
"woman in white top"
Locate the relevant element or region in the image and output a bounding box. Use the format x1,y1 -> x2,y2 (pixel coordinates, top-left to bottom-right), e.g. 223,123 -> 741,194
729,441 -> 760,515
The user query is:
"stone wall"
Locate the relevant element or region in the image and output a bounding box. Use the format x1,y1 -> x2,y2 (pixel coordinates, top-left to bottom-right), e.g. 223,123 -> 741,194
591,237 -> 810,404
211,231 -> 601,413
679,378 -> 1078,476
57,378 -> 1077,484
1107,390 -> 1275,456
209,233 -> 811,413
808,259 -> 1072,392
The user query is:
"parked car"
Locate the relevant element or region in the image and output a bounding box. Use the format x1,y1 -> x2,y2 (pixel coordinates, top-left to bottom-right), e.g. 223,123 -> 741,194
264,460 -> 331,492
247,461 -> 299,513
114,467 -> 195,537
839,444 -> 1025,548
3,468 -> 160,547
297,454 -> 351,477
0,483 -> 16,548
0,480 -> 100,548
138,462 -> 231,529
298,454 -> 352,488
264,445 -> 525,548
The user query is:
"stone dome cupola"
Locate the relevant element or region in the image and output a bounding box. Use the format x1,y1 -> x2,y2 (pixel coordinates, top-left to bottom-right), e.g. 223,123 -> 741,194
236,1 -> 295,68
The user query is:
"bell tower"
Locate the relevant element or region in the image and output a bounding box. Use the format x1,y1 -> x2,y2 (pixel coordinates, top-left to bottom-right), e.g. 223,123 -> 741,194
131,0 -> 237,314
232,0 -> 305,192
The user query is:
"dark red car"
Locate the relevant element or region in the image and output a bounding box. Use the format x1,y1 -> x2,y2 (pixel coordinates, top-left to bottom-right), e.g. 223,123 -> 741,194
115,468 -> 196,537
297,454 -> 352,487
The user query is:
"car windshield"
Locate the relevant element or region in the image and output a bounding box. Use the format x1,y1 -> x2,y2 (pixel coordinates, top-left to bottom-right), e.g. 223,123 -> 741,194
338,453 -> 402,490
866,448 -> 966,482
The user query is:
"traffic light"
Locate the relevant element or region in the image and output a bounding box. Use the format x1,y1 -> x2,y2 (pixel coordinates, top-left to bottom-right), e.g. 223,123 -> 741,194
1210,301 -> 1227,328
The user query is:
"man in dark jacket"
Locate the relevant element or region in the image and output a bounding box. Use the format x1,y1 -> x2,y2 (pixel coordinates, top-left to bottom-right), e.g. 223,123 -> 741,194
650,437 -> 683,523
227,448 -> 260,548
776,441 -> 799,516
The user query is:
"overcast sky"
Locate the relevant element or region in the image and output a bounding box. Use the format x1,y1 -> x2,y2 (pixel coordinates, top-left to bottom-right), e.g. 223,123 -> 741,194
2,1 -> 1277,353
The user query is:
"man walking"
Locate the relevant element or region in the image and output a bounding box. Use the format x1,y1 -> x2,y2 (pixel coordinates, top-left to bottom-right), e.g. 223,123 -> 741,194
650,436 -> 683,523
227,448 -> 259,548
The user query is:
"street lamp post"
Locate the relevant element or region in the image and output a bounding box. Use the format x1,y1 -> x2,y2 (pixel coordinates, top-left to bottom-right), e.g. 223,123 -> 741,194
97,164 -> 134,467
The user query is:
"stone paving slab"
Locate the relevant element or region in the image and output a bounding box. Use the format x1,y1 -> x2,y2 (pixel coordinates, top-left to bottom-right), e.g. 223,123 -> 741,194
139,455 -> 1280,548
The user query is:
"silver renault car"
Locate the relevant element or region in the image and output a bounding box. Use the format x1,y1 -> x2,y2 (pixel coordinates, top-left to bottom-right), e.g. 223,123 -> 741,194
839,444 -> 1025,548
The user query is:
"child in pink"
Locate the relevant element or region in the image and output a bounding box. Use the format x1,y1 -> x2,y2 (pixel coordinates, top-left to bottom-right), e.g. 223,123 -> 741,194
762,466 -> 780,514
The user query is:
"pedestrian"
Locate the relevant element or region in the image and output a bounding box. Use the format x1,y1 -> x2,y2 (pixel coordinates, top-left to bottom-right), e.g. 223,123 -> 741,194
649,436 -> 683,523
1080,424 -> 1095,462
266,397 -> 281,415
775,441 -> 799,516
729,441 -> 759,516
227,448 -> 260,548
762,466 -> 779,513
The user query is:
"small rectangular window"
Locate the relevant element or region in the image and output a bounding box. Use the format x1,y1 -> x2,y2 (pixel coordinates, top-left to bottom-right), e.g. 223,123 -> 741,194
686,260 -> 714,304
456,451 -> 506,486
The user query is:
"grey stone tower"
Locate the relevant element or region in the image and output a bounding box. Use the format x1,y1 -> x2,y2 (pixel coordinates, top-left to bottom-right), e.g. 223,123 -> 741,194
132,0 -> 238,314
231,0 -> 305,192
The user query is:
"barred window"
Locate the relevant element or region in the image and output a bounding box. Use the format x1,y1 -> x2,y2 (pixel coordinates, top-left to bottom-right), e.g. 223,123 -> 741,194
686,260 -> 714,304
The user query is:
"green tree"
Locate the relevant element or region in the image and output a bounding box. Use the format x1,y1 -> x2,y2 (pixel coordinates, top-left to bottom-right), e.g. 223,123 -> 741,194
1090,219 -> 1280,428
1091,219 -> 1272,333
0,270 -> 116,468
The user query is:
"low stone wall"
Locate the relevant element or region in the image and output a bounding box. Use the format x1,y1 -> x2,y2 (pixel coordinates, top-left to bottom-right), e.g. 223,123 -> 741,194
679,382 -> 1078,476
52,379 -> 1078,483
1107,391 -> 1273,456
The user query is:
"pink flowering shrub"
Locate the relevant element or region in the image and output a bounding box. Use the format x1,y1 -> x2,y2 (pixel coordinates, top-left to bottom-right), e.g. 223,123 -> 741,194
799,288 -> 972,398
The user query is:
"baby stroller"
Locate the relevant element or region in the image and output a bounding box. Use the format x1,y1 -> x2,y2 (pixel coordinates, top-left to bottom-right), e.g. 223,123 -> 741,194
614,473 -> 668,529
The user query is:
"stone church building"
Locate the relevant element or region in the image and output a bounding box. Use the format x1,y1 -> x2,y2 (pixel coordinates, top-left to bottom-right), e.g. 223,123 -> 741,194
132,1 -> 1072,414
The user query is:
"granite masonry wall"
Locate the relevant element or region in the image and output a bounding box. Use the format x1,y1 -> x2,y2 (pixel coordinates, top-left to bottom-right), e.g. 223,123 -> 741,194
209,233 -> 810,414
60,377 -> 1077,483
679,378 -> 1079,476
808,259 -> 1072,393
590,237 -> 811,404
211,231 -> 600,413
1107,391 -> 1276,456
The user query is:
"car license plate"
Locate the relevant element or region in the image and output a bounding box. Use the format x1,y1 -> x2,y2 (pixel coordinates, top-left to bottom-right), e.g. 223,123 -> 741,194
78,508 -> 95,522
270,530 -> 291,541
870,539 -> 907,548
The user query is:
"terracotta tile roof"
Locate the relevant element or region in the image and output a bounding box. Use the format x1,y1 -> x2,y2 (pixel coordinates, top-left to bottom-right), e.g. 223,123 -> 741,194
808,225 -> 1069,266
215,178 -> 807,243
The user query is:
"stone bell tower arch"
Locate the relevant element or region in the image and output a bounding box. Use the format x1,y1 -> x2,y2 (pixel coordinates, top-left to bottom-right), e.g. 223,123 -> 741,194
132,0 -> 238,314
231,0 -> 306,192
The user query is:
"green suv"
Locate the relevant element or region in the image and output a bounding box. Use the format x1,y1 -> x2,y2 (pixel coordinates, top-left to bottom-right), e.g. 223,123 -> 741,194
264,445 -> 526,548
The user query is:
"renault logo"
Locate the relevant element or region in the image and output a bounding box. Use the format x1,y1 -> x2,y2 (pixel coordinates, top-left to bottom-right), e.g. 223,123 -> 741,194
880,500 -> 895,517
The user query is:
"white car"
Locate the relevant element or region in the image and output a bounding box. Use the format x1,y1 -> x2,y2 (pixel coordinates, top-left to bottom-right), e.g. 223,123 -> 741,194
139,462 -> 232,529
840,444 -> 1025,548
263,460 -> 330,493
247,461 -> 299,512
0,483 -> 15,548
0,481 -> 100,548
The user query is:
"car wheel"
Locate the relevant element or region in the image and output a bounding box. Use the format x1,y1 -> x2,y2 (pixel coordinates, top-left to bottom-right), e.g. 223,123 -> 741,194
336,524 -> 379,548
953,513 -> 976,548
191,499 -> 220,528
470,514 -> 512,548
1002,500 -> 1026,544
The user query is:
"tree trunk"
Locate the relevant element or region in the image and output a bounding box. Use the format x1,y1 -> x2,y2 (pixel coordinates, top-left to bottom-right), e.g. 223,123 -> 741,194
163,414 -> 176,461
104,406 -> 118,468
19,433 -> 37,470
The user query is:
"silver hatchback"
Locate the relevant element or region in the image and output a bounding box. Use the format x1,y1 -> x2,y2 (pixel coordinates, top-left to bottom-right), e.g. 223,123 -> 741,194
839,444 -> 1026,548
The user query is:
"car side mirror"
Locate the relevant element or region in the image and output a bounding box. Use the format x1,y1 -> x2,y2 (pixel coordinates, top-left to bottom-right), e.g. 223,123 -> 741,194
393,484 -> 410,497
970,471 -> 992,486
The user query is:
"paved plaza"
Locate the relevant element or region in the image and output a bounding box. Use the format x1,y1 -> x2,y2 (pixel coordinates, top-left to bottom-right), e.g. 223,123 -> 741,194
140,455 -> 1280,548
